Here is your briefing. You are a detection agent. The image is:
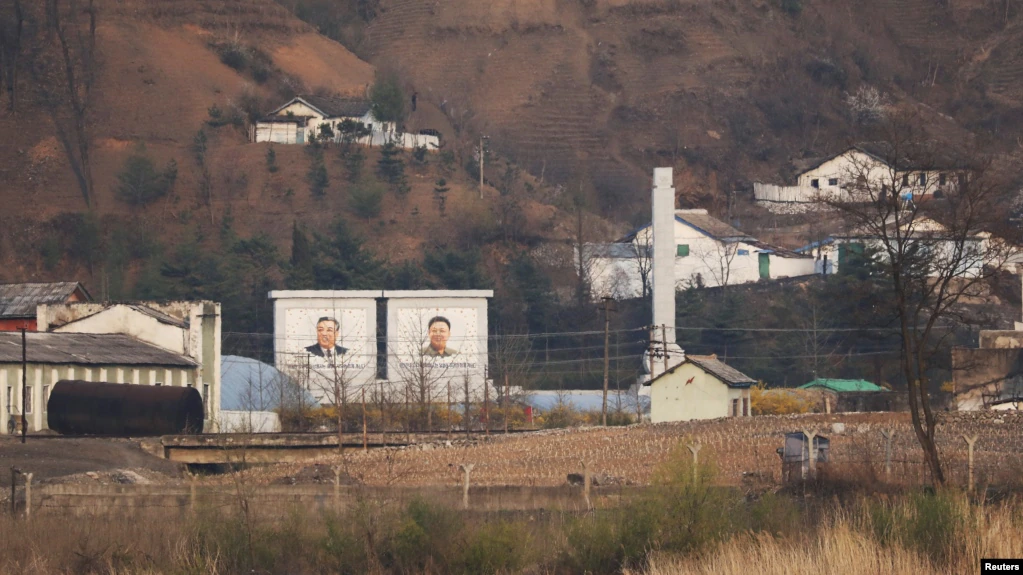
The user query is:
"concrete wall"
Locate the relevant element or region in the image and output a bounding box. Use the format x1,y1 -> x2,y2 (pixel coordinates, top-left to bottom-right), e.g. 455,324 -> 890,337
952,347 -> 1023,411
31,484 -> 617,516
649,362 -> 750,423
0,363 -> 198,433
253,122 -> 299,144
47,305 -> 187,354
219,410 -> 281,433
979,331 -> 1023,349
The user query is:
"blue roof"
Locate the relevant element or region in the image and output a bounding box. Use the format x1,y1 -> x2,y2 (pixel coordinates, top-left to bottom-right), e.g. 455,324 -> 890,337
220,355 -> 316,410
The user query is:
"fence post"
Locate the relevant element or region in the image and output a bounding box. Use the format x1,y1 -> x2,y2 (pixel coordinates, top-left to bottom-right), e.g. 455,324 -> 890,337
882,429 -> 894,482
334,466 -> 342,510
963,435 -> 978,492
802,430 -> 817,481
23,473 -> 31,521
581,461 -> 592,510
460,464 -> 474,510
687,443 -> 702,483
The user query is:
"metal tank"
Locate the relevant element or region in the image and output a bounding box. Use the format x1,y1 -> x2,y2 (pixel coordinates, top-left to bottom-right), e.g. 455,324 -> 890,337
47,380 -> 204,436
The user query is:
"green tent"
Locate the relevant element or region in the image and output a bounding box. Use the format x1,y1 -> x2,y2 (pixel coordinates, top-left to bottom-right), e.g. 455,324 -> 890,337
798,378 -> 888,393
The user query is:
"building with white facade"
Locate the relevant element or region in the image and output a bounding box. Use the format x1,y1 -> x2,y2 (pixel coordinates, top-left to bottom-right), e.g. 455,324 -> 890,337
583,209 -> 815,299
250,95 -> 440,149
646,354 -> 754,423
754,143 -> 966,213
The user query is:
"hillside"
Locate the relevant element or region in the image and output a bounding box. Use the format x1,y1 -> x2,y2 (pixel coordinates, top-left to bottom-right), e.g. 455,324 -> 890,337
0,0 -> 587,297
344,0 -> 1023,219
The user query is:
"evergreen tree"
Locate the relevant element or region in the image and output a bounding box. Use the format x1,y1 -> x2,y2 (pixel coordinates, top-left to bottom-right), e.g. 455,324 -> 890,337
376,140 -> 405,184
433,178 -> 449,216
311,219 -> 385,288
344,146 -> 365,182
288,221 -> 314,288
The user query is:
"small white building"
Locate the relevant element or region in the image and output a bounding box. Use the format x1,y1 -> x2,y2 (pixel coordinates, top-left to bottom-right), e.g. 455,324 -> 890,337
250,95 -> 440,149
646,354 -> 754,423
583,209 -> 815,299
754,143 -> 965,213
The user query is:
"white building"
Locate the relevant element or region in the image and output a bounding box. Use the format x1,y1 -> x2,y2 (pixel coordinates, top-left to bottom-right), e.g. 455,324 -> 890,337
250,95 -> 440,149
583,209 -> 815,299
646,354 -> 754,423
35,301 -> 223,430
797,216 -> 989,278
755,143 -> 965,213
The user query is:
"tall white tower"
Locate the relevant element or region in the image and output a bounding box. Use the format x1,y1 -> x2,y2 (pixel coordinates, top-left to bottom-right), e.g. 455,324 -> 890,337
640,167 -> 685,384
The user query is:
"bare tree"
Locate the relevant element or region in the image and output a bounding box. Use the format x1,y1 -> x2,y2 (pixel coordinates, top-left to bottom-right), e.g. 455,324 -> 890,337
692,241 -> 741,288
389,314 -> 454,432
36,0 -> 97,206
0,0 -> 24,112
489,331 -> 535,432
823,120 -> 1014,484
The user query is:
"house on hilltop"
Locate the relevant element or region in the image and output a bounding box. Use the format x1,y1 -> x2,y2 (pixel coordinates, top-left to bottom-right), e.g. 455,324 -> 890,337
0,282 -> 91,332
754,143 -> 967,213
646,354 -> 754,423
582,209 -> 815,298
251,94 -> 440,149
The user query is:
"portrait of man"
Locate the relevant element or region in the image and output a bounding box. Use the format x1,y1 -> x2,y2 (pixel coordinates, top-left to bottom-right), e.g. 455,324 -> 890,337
423,316 -> 458,357
306,317 -> 348,361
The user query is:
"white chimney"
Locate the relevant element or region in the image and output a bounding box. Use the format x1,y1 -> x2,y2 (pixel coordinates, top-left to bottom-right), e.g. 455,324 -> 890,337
641,167 -> 684,384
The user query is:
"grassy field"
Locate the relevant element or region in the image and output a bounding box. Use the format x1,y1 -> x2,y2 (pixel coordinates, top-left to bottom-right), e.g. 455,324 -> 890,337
6,446 -> 1023,574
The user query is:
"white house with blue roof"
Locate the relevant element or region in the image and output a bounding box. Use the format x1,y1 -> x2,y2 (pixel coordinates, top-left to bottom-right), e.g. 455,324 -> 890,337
582,209 -> 816,298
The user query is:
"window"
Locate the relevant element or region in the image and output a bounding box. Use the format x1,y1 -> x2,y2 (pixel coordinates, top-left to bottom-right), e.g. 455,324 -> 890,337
42,385 -> 49,410
902,174 -> 910,186
676,244 -> 690,257
203,384 -> 210,416
24,390 -> 31,415
5,386 -> 10,413
810,179 -> 819,189
939,173 -> 947,186
828,178 -> 838,186
743,397 -> 749,417
918,173 -> 926,186
737,249 -> 749,256
731,399 -> 739,417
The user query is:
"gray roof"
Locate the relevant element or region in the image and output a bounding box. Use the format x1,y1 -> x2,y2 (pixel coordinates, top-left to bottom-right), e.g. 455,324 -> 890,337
674,210 -> 755,242
0,282 -> 89,319
794,143 -> 966,177
747,240 -> 812,259
581,243 -> 650,259
649,354 -> 756,388
274,95 -> 372,119
0,332 -> 196,367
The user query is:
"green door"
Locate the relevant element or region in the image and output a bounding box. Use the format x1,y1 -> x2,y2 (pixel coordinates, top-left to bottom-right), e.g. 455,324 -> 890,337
758,253 -> 770,279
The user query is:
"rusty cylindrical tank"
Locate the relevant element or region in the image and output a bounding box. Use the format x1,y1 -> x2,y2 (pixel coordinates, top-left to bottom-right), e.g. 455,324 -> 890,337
47,380 -> 204,436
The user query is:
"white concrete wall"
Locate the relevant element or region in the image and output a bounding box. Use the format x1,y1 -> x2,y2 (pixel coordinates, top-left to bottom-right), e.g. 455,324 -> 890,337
796,150 -> 949,199
51,305 -> 187,355
769,254 -> 817,278
588,256 -> 645,299
649,362 -> 750,423
254,122 -> 298,144
219,410 -> 281,433
816,238 -> 984,278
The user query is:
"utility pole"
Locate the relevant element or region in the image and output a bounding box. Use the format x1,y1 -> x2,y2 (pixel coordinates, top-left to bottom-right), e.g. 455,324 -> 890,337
19,328 -> 26,444
600,297 -> 616,426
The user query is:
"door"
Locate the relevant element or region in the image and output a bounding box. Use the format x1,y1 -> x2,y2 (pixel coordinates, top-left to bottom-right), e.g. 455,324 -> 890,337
758,253 -> 770,279
296,128 -> 304,144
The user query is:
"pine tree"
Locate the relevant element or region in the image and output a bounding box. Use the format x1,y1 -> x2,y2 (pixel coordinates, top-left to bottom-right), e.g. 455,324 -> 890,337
287,221 -> 314,288
376,140 -> 404,184
433,178 -> 449,216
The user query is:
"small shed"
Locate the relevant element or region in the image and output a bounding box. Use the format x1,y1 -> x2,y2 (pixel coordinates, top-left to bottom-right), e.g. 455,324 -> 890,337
798,378 -> 893,412
779,431 -> 830,482
646,354 -> 754,423
0,282 -> 91,331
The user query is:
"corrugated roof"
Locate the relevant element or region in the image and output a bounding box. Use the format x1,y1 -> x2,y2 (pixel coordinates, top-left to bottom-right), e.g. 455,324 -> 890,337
799,378 -> 888,393
274,95 -> 372,119
675,210 -> 755,241
648,354 -> 756,388
0,282 -> 88,319
0,332 -> 196,367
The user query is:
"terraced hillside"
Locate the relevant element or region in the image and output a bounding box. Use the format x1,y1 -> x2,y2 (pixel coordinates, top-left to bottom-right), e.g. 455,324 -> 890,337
354,0 -> 1023,220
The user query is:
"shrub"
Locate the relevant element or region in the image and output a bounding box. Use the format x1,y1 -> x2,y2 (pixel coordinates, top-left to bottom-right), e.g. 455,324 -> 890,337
750,382 -> 814,415
350,179 -> 384,219
114,150 -> 178,207
307,149 -> 329,197
266,146 -> 278,173
457,520 -> 531,575
218,44 -> 248,70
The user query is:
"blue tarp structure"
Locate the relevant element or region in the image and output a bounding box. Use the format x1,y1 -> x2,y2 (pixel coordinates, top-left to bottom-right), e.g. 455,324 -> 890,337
221,355 -> 316,411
